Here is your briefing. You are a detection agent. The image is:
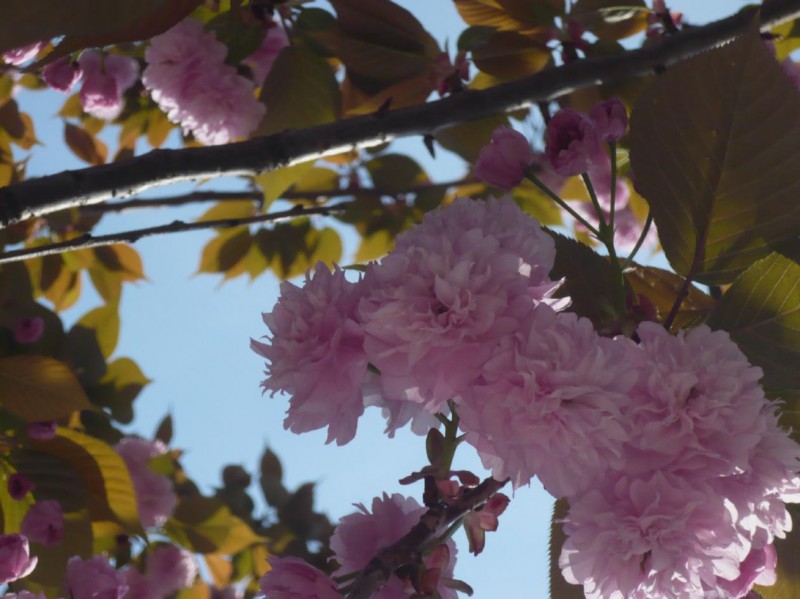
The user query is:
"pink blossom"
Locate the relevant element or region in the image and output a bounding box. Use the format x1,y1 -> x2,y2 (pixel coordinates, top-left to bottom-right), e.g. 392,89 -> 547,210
42,57 -> 83,93
473,126 -> 535,189
121,567 -> 158,599
714,544 -> 777,597
66,555 -> 127,599
2,42 -> 45,66
26,421 -> 57,441
244,22 -> 289,85
358,197 -> 560,415
458,305 -> 637,495
545,108 -> 602,176
589,98 -> 628,142
621,323 -> 770,480
464,493 -> 510,555
21,500 -> 63,546
431,51 -> 469,96
146,544 -> 198,596
13,317 -> 44,344
7,473 -> 34,500
330,493 -> 456,599
0,534 -> 37,584
559,472 -> 748,599
259,557 -> 341,599
115,438 -> 177,529
252,263 -> 368,445
78,50 -> 139,120
143,18 -> 265,145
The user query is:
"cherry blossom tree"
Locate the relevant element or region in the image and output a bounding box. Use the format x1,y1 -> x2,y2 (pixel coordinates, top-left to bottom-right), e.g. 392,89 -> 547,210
1,1 -> 800,598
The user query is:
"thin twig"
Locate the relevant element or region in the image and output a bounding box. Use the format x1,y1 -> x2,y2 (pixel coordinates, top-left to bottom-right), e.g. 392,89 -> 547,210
82,177 -> 476,214
0,203 -> 350,265
1,1 -> 797,228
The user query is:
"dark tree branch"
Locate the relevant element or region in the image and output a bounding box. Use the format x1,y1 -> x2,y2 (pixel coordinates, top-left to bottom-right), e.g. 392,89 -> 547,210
0,203 -> 349,265
344,476 -> 509,599
82,177 -> 475,214
0,1 -> 797,228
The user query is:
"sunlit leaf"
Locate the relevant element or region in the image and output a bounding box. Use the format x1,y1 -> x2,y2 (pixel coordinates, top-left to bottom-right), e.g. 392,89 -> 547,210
365,153 -> 429,193
94,245 -> 146,282
76,304 -> 120,360
624,264 -> 715,330
198,228 -> 252,275
472,31 -> 551,79
435,113 -> 509,162
257,47 -> 340,136
706,252 -> 800,395
255,161 -> 315,209
64,123 -> 107,166
0,355 -> 92,421
92,357 -> 151,425
630,26 -> 800,284
196,201 -> 257,225
166,497 -> 265,555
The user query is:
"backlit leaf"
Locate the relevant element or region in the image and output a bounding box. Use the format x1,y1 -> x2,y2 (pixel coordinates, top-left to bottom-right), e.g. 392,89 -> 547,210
166,497 -> 265,555
0,355 -> 92,421
472,31 -> 551,79
92,357 -> 151,425
0,0 -> 202,57
77,304 -> 120,360
255,161 -> 315,209
630,26 -> 800,284
198,228 -> 252,275
706,252 -> 800,395
64,123 -> 107,166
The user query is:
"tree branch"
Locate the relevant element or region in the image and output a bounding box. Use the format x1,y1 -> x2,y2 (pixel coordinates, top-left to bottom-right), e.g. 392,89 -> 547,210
82,177 -> 475,214
0,1 -> 797,228
0,203 -> 349,265
344,476 -> 509,599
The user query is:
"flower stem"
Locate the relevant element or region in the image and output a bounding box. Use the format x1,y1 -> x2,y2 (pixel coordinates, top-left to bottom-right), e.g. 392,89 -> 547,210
524,170 -> 601,238
623,211 -> 654,269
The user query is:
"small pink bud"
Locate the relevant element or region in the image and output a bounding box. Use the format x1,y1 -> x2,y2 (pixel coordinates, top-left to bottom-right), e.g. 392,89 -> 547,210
26,421 -> 57,441
544,108 -> 602,176
436,479 -> 461,501
13,317 -> 44,344
21,500 -> 64,546
43,57 -> 83,93
463,493 -> 510,555
7,473 -> 34,501
589,98 -> 628,142
473,126 -> 535,189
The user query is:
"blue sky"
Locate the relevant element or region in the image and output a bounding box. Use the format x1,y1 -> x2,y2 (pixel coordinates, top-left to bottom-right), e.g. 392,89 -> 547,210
11,1 -> 750,596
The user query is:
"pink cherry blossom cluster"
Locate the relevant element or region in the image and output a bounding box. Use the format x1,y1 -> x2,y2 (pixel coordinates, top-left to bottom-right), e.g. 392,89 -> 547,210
253,194 -> 800,598
41,51 -> 139,120
260,493 -> 458,598
252,196 -> 563,445
142,18 -> 286,145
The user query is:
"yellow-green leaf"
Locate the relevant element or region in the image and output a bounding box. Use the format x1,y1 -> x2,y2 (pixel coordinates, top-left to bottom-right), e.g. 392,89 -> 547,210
166,497 -> 265,555
0,355 -> 92,421
77,304 -> 120,359
630,25 -> 800,284
255,161 -> 315,209
64,122 -> 107,166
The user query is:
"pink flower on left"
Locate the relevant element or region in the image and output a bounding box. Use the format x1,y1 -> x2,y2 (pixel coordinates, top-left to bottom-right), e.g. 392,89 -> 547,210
115,438 -> 177,529
473,126 -> 534,189
252,263 -> 368,445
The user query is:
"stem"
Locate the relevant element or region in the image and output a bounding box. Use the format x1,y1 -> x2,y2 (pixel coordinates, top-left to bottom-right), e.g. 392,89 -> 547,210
622,211 -> 654,269
608,142 -> 617,236
525,170 -> 601,238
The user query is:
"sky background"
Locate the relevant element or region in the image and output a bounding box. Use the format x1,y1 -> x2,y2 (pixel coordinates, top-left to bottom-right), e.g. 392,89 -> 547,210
10,1 -> 751,596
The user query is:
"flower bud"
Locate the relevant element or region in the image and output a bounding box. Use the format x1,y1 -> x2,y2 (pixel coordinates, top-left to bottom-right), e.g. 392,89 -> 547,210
545,108 -> 602,175
473,126 -> 535,189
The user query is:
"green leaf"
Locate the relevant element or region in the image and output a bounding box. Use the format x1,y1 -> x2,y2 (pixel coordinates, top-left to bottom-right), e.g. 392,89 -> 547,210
548,231 -> 623,331
255,161 -> 315,209
17,427 -> 141,533
355,230 -> 395,262
435,113 -> 509,162
254,222 -> 342,280
549,498 -> 583,599
0,355 -> 92,421
624,264 -> 715,330
472,30 -> 552,79
94,245 -> 146,282
196,200 -> 257,226
197,228 -> 252,275
630,26 -> 800,285
64,122 -> 107,166
166,496 -> 265,555
257,47 -> 341,136
76,304 -> 120,360
0,0 -> 203,57
365,153 -> 429,194
706,252 -> 800,394
91,357 -> 151,424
